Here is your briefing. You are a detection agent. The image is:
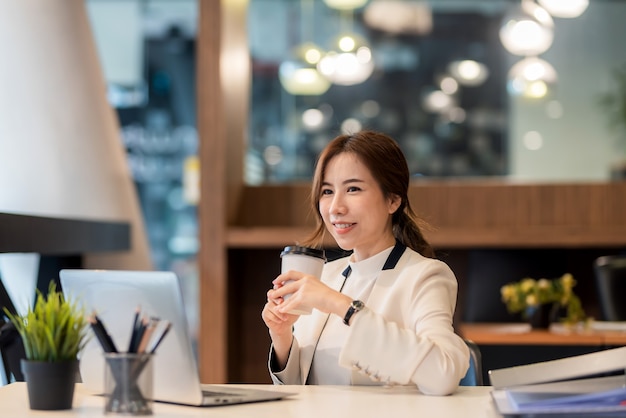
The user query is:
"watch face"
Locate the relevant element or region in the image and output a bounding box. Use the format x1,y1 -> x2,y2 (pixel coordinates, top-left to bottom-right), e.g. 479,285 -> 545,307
353,300 -> 365,310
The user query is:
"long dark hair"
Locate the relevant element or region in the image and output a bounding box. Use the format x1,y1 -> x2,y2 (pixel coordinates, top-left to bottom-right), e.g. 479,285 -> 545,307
303,130 -> 434,258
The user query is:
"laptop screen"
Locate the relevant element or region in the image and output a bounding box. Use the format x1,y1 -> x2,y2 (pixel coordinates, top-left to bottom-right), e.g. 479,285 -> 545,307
60,269 -> 205,405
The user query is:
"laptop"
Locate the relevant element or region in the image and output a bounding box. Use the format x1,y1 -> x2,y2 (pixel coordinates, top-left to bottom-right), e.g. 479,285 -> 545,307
59,269 -> 295,407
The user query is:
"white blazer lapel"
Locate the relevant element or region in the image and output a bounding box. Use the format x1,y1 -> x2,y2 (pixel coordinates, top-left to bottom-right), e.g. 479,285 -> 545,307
297,309 -> 329,383
365,268 -> 396,308
297,260 -> 349,383
364,243 -> 407,310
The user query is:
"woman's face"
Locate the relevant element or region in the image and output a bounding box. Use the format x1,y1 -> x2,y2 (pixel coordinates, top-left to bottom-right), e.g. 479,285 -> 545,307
318,152 -> 400,261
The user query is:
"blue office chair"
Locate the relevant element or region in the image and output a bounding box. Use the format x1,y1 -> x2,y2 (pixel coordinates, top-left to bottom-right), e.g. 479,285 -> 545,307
459,339 -> 483,386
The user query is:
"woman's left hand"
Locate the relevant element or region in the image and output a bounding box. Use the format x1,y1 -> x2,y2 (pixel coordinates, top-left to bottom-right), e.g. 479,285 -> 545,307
269,270 -> 351,316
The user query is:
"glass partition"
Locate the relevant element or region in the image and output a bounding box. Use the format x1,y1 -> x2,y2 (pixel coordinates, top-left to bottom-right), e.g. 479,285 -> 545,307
87,0 -> 200,346
247,0 -> 626,184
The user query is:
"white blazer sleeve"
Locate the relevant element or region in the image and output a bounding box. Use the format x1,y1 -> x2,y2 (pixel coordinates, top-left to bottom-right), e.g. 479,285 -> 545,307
338,257 -> 469,395
268,339 -> 303,385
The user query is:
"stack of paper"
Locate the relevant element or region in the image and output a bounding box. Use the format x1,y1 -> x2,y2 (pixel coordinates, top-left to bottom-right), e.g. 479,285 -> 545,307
489,347 -> 626,417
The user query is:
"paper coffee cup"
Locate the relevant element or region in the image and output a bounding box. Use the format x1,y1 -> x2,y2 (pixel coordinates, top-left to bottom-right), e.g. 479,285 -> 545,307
280,246 -> 325,315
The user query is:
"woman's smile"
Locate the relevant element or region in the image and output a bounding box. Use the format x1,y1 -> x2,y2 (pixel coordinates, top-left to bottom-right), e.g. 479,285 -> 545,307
332,222 -> 356,234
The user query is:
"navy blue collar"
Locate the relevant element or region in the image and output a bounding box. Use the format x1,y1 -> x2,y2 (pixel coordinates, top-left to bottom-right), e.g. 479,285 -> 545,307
383,241 -> 407,270
341,241 -> 406,278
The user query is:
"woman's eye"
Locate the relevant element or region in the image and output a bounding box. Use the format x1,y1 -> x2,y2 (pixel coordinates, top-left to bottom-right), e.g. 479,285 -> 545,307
347,186 -> 360,193
321,189 -> 333,195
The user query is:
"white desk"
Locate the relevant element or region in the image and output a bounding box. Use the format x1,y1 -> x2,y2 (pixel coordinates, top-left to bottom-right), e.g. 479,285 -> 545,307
0,383 -> 500,418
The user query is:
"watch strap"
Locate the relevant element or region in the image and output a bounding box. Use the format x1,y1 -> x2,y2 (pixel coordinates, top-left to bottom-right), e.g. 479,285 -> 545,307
343,300 -> 364,326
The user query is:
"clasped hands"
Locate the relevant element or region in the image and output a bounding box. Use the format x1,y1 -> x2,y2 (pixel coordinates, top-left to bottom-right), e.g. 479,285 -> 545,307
262,270 -> 353,334
270,270 -> 322,310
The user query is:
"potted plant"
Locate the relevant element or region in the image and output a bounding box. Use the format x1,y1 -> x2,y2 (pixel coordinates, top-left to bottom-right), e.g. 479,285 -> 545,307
598,64 -> 626,180
3,281 -> 89,410
500,273 -> 587,329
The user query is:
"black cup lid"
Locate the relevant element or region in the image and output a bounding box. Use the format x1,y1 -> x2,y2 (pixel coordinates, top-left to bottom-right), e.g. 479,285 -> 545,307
280,246 -> 326,260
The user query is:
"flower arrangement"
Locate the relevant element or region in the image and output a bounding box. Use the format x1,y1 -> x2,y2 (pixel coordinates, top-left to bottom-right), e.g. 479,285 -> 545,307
500,273 -> 586,325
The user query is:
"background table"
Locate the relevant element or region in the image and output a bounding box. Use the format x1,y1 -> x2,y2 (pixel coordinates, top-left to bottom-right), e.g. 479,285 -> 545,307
0,382 -> 499,418
460,322 -> 626,384
460,322 -> 626,346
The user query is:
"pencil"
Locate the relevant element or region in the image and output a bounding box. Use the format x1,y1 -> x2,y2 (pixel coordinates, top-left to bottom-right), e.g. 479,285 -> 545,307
95,314 -> 118,353
127,306 -> 141,352
148,321 -> 171,354
89,313 -> 118,353
137,318 -> 158,353
134,316 -> 149,352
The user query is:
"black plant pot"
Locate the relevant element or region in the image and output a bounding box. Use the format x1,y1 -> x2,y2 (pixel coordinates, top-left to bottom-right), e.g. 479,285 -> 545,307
525,304 -> 559,329
21,359 -> 79,410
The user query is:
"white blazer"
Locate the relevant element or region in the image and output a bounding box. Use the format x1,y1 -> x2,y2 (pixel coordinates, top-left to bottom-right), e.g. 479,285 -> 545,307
270,243 -> 470,396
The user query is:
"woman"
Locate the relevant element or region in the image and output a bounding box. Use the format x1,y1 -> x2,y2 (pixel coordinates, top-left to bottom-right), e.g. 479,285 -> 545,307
261,130 -> 469,395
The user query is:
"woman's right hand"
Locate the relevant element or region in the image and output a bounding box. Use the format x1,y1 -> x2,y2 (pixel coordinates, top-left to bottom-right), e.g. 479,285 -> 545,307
262,287 -> 299,369
261,293 -> 299,336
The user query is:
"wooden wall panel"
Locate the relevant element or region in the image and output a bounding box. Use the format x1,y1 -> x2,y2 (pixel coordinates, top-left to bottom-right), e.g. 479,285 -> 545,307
236,183 -> 314,227
233,182 -> 626,248
197,0 -> 228,384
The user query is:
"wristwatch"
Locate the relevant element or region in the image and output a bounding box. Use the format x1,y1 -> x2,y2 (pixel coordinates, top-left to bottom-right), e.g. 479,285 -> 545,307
343,300 -> 365,326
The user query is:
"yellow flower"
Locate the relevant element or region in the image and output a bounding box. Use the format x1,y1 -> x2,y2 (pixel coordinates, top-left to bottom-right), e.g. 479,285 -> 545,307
537,279 -> 550,289
520,278 -> 536,293
525,294 -> 538,306
500,285 -> 515,301
561,273 -> 575,290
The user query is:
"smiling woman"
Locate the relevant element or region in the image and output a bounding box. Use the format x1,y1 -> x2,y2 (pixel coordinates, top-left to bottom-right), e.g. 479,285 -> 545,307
261,130 -> 470,395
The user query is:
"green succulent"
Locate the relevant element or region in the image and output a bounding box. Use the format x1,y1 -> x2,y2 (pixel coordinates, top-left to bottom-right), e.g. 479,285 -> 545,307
3,281 -> 89,362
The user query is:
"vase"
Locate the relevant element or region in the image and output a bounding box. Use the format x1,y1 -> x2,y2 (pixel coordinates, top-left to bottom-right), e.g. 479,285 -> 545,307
525,303 -> 557,329
610,159 -> 626,181
21,359 -> 79,410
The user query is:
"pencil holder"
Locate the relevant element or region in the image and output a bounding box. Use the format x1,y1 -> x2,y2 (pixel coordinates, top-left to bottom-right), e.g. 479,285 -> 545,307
104,353 -> 154,415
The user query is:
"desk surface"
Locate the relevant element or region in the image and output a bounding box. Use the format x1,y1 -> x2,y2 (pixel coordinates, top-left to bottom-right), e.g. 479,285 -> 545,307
0,383 -> 499,418
461,322 -> 626,346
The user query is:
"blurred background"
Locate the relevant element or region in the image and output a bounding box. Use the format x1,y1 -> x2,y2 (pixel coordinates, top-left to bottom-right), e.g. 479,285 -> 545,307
78,0 -> 626,356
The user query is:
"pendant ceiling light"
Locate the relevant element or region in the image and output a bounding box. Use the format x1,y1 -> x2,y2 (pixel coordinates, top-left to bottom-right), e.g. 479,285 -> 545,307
317,6 -> 374,87
508,57 -> 557,99
363,0 -> 432,35
538,0 -> 589,18
447,60 -> 489,87
323,0 -> 369,11
500,0 -> 554,56
422,89 -> 455,114
278,0 -> 330,95
0,1 -> 152,268
279,42 -> 331,95
317,33 -> 374,86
